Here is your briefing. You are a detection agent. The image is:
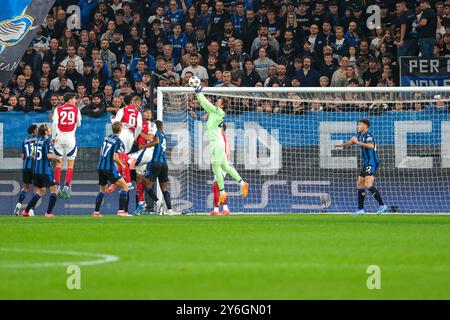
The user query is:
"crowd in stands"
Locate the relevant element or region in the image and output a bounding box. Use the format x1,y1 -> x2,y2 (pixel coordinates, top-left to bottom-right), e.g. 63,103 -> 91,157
0,0 -> 449,115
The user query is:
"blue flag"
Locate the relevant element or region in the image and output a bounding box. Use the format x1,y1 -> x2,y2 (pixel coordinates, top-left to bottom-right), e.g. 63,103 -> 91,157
0,0 -> 55,85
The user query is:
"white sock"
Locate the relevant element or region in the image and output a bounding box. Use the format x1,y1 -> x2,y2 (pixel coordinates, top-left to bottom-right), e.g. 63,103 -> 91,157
214,207 -> 219,213
223,204 -> 229,211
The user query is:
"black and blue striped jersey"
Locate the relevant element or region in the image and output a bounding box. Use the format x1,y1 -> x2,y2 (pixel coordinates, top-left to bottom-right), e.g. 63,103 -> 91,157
22,134 -> 37,170
33,137 -> 54,175
98,135 -> 125,172
151,131 -> 167,164
358,131 -> 380,167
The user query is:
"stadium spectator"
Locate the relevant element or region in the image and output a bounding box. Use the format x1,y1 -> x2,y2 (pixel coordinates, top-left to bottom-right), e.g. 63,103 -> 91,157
0,0 -> 446,114
295,56 -> 320,87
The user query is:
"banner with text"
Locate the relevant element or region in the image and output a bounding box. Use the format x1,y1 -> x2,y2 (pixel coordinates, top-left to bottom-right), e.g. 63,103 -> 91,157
400,56 -> 450,87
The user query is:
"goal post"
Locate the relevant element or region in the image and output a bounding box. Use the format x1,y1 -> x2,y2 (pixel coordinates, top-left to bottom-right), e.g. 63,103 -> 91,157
157,86 -> 450,214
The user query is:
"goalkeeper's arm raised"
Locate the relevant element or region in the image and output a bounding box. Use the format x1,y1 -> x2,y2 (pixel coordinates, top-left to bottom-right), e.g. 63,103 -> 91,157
194,86 -> 218,114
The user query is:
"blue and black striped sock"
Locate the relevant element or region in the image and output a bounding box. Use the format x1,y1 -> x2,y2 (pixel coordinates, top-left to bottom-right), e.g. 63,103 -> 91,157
47,193 -> 57,214
95,192 -> 104,212
18,189 -> 27,204
25,194 -> 40,212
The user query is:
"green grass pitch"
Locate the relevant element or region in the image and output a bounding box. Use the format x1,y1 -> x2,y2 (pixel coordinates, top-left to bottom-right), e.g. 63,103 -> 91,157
1,214 -> 450,299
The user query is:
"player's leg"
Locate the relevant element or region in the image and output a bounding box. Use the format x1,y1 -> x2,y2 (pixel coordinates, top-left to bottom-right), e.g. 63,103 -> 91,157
60,136 -> 77,199
127,148 -> 151,169
15,169 -> 33,216
45,182 -> 58,217
22,175 -> 46,217
353,175 -> 366,215
144,163 -> 164,214
210,180 -> 220,215
159,164 -> 173,215
116,177 -> 131,216
53,138 -> 65,197
211,160 -> 227,205
93,171 -> 108,217
134,169 -> 146,215
365,170 -> 388,214
219,161 -> 249,199
62,157 -> 76,199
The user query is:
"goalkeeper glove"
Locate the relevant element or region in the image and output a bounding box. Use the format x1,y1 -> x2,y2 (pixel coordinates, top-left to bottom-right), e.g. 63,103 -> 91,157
195,86 -> 203,94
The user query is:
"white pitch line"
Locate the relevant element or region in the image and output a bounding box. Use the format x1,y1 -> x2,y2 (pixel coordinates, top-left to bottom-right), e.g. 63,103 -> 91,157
0,248 -> 119,268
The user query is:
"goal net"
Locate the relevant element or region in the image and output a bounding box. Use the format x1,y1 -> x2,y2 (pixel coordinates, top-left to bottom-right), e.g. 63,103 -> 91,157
157,86 -> 450,214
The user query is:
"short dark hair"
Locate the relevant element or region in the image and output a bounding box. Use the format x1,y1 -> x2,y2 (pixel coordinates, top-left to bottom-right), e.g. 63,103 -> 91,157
112,121 -> 122,134
155,120 -> 163,131
28,124 -> 38,135
64,92 -> 77,102
38,124 -> 48,137
358,119 -> 370,128
123,95 -> 133,105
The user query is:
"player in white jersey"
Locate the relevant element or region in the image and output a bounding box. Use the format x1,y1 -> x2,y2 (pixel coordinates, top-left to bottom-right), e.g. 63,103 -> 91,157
112,95 -> 143,154
126,108 -> 157,214
52,93 -> 81,199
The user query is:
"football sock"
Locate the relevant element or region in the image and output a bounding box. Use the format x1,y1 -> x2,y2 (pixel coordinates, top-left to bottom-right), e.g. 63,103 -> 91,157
146,188 -> 159,202
136,181 -> 145,202
65,168 -> 74,186
25,194 -> 40,212
95,192 -> 104,212
119,190 -> 128,211
162,191 -> 172,210
54,167 -> 62,185
18,189 -> 27,204
47,193 -> 57,214
368,186 -> 384,206
358,189 -> 366,210
212,182 -> 220,207
125,191 -> 130,212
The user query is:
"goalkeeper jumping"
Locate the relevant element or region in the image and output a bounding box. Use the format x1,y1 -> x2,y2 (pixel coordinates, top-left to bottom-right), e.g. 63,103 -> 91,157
192,81 -> 249,207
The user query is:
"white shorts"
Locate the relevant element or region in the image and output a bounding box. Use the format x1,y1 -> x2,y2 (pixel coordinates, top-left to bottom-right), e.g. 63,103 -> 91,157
54,135 -> 77,160
129,148 -> 154,176
119,128 -> 135,154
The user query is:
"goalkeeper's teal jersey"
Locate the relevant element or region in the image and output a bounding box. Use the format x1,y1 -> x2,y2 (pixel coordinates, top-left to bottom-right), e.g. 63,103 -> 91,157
196,92 -> 225,142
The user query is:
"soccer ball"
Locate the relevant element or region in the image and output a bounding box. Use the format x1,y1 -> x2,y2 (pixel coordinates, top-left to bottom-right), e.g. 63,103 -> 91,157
188,76 -> 201,88
29,209 -> 34,217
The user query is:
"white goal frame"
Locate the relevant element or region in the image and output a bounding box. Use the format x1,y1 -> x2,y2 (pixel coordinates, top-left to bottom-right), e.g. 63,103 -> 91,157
157,86 -> 450,215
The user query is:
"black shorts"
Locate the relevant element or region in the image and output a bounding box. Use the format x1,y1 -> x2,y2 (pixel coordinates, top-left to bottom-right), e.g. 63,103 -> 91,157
23,169 -> 33,184
33,174 -> 56,188
359,164 -> 379,177
98,169 -> 122,186
146,162 -> 169,183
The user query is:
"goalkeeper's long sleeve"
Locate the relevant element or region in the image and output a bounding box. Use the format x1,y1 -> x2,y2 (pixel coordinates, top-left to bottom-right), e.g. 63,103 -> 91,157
196,92 -> 216,114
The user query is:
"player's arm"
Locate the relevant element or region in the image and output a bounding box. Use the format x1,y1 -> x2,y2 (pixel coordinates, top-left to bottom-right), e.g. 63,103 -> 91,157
140,135 -> 159,149
52,108 -> 59,142
353,139 -> 375,149
195,91 -> 217,114
112,107 -> 124,123
47,142 -> 61,162
113,142 -> 126,168
77,108 -> 82,127
333,139 -> 355,149
139,132 -> 155,142
113,152 -> 125,169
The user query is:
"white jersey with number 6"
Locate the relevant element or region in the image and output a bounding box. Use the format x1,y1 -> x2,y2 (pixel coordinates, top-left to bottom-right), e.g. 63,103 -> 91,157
112,105 -> 142,153
52,104 -> 81,160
